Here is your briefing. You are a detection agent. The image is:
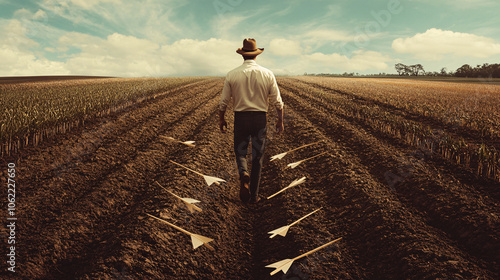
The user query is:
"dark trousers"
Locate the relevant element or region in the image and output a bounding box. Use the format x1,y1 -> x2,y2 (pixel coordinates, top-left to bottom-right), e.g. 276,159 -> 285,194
234,111 -> 267,199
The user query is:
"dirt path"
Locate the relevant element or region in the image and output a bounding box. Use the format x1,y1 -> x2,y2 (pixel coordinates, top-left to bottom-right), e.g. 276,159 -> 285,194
1,77 -> 498,279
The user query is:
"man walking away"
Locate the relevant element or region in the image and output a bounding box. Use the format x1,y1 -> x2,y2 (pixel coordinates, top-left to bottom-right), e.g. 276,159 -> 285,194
219,38 -> 284,204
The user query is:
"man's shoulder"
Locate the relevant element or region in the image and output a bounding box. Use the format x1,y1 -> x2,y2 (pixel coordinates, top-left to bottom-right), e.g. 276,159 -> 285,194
226,64 -> 245,77
226,62 -> 275,78
255,64 -> 274,75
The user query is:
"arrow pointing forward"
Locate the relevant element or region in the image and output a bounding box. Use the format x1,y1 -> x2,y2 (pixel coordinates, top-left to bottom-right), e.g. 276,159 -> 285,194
154,181 -> 202,213
170,160 -> 226,186
265,237 -> 342,275
270,141 -> 323,161
268,208 -> 322,238
161,136 -> 196,147
267,177 -> 307,199
286,152 -> 327,169
202,175 -> 226,187
146,213 -> 215,251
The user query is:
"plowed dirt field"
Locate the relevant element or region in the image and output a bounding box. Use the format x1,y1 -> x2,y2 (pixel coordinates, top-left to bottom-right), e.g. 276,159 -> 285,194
1,77 -> 499,280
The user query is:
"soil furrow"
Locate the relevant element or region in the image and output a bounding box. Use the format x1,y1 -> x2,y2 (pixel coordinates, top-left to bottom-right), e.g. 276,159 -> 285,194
279,81 -> 500,275
13,79 -> 223,279
74,81 -> 253,279
279,85 -> 497,279
251,112 -> 367,279
289,78 -> 500,148
2,76 -> 498,280
16,78 -> 217,184
280,78 -> 500,204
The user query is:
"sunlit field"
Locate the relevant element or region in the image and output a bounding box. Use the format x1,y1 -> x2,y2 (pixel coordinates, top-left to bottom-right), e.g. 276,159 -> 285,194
1,77 -> 499,279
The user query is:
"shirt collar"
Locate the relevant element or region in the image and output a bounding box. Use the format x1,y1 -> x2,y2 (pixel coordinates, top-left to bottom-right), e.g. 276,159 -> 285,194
243,59 -> 257,65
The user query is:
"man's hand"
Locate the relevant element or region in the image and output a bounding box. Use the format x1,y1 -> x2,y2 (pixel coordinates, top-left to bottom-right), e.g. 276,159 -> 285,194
220,119 -> 228,133
276,119 -> 284,134
219,110 -> 227,133
276,108 -> 284,134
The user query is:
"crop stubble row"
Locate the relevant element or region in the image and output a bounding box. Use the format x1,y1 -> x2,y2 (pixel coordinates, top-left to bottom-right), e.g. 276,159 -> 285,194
1,77 -> 498,279
277,77 -> 499,279
292,77 -> 500,182
2,78 -> 250,279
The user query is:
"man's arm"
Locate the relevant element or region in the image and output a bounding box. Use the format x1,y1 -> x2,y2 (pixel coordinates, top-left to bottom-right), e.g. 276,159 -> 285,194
269,74 -> 284,134
219,77 -> 231,133
219,110 -> 227,133
276,107 -> 284,134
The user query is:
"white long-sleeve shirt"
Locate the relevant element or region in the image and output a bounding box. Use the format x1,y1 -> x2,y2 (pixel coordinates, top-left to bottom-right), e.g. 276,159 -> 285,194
219,60 -> 284,112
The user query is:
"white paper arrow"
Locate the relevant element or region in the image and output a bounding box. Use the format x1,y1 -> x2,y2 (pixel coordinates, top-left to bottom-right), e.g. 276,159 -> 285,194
162,136 -> 196,147
267,177 -> 307,199
270,141 -> 322,161
268,208 -> 322,238
146,213 -> 215,250
170,160 -> 226,186
286,152 -> 327,169
270,152 -> 288,161
266,237 -> 343,275
202,175 -> 226,187
155,181 -> 202,213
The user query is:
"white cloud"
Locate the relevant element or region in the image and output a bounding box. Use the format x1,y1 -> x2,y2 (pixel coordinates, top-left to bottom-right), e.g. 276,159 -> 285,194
211,14 -> 249,39
32,9 -> 48,20
42,0 -> 120,10
268,49 -> 391,75
159,38 -> 241,75
269,38 -> 303,56
0,19 -> 37,50
411,0 -> 496,8
304,29 -> 355,43
0,19 -> 68,76
392,28 -> 500,60
69,0 -> 120,9
0,15 -> 392,77
39,0 -> 183,42
0,17 -> 243,77
305,50 -> 391,71
57,32 -> 241,77
282,26 -> 383,56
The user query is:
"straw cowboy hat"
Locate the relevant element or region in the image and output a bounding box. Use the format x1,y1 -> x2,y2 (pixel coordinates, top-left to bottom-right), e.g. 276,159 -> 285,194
236,38 -> 264,56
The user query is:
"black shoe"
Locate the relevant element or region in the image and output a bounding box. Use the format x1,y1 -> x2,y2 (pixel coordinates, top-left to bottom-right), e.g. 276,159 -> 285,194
249,196 -> 261,204
239,172 -> 250,203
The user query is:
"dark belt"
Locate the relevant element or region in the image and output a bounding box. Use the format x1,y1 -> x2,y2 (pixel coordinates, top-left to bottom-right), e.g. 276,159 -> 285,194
234,111 -> 266,116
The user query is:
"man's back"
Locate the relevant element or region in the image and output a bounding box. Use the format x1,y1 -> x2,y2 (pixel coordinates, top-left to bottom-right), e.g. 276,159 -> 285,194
220,60 -> 282,112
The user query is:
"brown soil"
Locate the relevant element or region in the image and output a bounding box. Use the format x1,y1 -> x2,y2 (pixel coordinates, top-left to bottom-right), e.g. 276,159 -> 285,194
1,77 -> 498,280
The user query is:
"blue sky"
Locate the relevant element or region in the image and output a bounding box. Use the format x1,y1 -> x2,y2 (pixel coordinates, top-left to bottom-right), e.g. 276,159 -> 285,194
1,0 -> 499,77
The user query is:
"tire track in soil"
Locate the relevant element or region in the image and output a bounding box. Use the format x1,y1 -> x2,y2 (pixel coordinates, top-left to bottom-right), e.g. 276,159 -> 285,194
278,83 -> 497,279
279,79 -> 500,276
5,79 -> 232,279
